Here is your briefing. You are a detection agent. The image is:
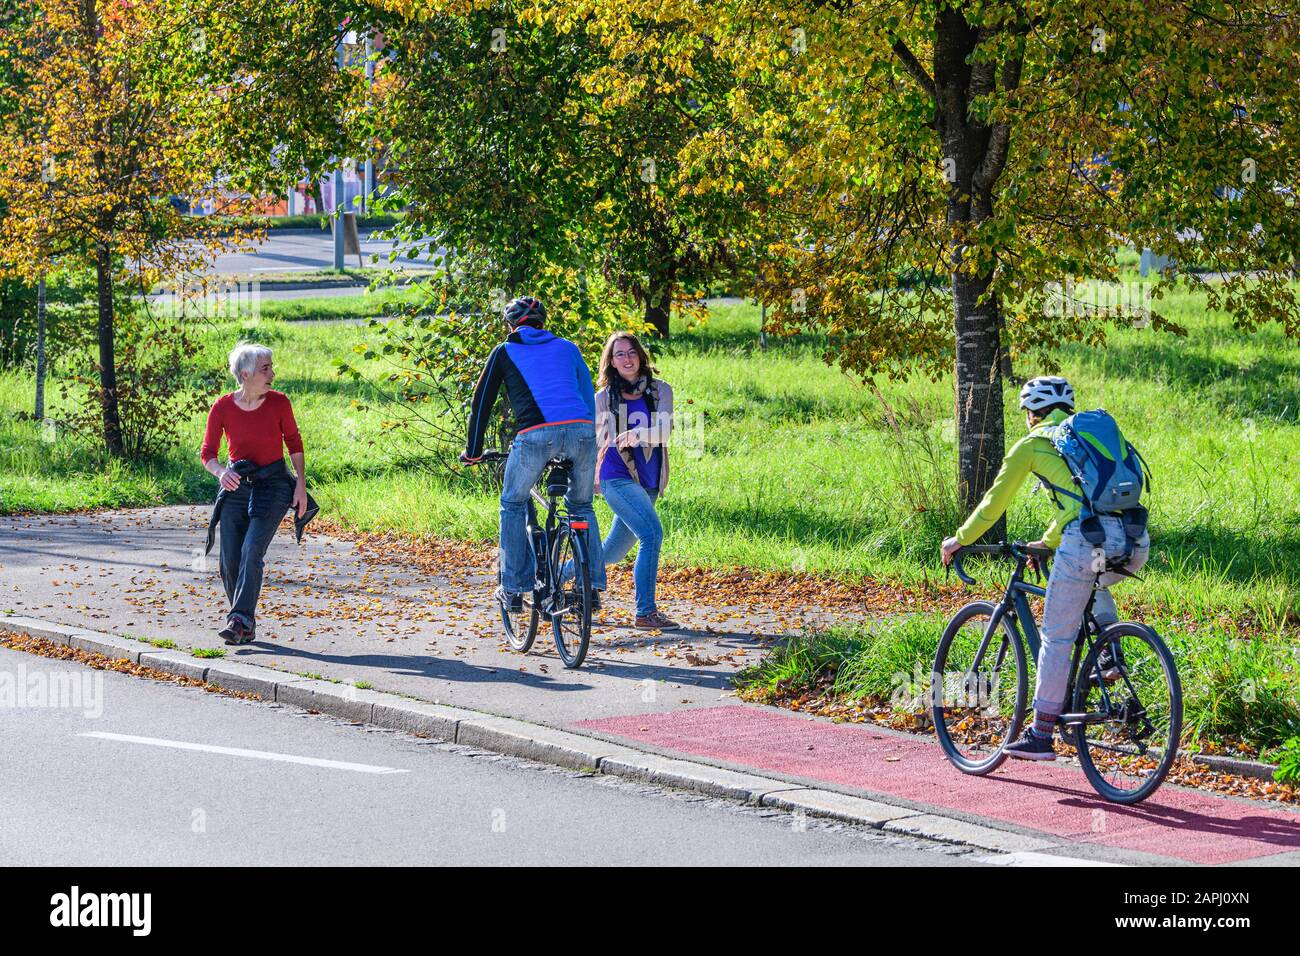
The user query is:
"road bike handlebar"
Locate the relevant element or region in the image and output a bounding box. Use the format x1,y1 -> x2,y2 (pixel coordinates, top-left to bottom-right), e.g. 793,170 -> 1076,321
950,541 -> 1055,586
463,450 -> 510,465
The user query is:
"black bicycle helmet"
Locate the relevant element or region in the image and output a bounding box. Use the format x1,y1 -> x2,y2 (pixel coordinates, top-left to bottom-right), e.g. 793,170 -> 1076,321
504,296 -> 546,328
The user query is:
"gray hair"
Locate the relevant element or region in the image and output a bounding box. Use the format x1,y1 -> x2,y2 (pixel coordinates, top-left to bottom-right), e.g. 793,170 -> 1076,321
229,343 -> 273,385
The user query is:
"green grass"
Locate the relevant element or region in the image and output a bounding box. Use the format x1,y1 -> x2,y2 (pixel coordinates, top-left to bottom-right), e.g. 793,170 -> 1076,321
255,287 -> 423,323
4,272 -> 1300,640
192,647 -> 226,659
149,638 -> 178,650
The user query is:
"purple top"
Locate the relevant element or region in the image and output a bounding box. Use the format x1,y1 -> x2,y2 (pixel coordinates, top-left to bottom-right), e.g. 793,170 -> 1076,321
599,395 -> 661,489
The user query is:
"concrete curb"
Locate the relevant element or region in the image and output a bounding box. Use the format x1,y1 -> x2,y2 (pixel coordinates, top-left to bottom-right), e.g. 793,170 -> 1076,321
0,615 -> 1148,857
1190,753 -> 1280,781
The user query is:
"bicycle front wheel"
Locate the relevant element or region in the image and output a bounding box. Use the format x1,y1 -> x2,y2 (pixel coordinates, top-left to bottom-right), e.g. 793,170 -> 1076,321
931,601 -> 1028,775
499,572 -> 540,654
1072,622 -> 1182,805
549,525 -> 591,669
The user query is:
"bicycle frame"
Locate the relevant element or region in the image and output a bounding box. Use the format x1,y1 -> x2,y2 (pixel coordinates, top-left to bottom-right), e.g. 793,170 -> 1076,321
524,466 -> 590,617
962,552 -> 1110,730
524,489 -> 558,591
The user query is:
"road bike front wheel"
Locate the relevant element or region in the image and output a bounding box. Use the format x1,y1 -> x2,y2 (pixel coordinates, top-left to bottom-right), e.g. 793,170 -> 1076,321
549,525 -> 591,669
1072,622 -> 1182,804
932,601 -> 1028,775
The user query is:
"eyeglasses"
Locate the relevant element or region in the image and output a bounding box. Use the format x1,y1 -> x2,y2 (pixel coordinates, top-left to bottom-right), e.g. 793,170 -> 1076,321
613,351 -> 637,360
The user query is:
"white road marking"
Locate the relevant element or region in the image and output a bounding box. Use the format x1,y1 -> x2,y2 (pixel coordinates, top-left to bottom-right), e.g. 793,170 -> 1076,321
79,732 -> 409,774
973,850 -> 1125,867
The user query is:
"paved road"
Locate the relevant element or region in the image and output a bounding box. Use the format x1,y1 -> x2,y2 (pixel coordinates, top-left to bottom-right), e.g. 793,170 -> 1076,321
207,231 -> 439,275
0,645 -> 970,866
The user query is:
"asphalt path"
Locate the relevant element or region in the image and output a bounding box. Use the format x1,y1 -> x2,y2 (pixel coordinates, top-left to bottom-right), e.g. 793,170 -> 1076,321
0,507 -> 849,728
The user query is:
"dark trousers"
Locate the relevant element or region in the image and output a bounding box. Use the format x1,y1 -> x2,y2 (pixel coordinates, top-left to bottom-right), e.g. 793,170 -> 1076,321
218,477 -> 292,629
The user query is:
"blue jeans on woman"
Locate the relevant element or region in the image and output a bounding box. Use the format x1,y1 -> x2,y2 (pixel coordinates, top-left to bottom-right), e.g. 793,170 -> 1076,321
600,478 -> 663,617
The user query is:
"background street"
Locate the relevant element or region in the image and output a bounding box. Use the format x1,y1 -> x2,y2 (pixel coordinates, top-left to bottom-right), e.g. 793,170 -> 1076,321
206,230 -> 439,275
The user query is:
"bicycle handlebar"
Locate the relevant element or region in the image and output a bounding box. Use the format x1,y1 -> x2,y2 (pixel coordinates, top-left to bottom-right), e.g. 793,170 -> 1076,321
464,450 -> 509,465
950,541 -> 1055,586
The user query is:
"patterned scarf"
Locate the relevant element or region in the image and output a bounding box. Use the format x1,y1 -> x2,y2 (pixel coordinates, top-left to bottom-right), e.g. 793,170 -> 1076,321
617,374 -> 649,399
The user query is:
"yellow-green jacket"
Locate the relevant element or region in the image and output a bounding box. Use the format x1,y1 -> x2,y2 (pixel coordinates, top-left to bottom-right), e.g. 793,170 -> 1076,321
955,408 -> 1080,549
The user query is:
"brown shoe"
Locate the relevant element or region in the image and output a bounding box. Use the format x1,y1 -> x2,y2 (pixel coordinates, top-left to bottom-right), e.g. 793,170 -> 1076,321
635,611 -> 680,630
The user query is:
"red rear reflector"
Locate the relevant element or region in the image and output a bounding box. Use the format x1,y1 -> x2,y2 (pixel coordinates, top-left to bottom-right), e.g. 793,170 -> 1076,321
571,521 -> 589,529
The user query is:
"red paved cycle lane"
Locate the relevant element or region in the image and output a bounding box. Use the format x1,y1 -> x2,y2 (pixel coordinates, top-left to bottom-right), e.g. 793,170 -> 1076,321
578,705 -> 1300,864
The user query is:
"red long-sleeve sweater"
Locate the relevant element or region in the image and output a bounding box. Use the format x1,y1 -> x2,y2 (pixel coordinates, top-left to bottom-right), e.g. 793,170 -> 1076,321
200,391 -> 304,467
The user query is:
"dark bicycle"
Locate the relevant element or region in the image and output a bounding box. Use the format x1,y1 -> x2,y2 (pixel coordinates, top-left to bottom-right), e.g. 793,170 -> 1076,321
474,451 -> 594,669
932,542 -> 1182,804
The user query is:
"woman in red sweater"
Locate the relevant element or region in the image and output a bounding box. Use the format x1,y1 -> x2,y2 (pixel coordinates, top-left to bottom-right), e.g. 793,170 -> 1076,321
200,343 -> 308,645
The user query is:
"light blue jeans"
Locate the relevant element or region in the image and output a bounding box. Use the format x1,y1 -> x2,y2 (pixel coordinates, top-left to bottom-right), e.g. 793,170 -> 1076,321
600,478 -> 663,617
1035,516 -> 1150,714
500,422 -> 605,595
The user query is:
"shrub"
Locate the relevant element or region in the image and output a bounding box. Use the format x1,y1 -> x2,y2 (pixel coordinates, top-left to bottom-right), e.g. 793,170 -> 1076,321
1275,736 -> 1300,785
58,308 -> 217,461
0,268 -> 95,373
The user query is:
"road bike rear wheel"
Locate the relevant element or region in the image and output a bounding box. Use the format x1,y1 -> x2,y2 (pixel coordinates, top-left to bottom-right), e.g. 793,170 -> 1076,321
498,573 -> 540,653
550,526 -> 591,669
1072,622 -> 1181,804
932,601 -> 1028,774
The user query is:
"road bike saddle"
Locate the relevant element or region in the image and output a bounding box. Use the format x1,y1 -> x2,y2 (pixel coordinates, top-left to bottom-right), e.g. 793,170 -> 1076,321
545,459 -> 574,496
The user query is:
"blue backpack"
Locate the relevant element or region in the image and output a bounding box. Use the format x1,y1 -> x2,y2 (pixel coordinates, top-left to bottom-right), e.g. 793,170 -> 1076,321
1038,409 -> 1151,557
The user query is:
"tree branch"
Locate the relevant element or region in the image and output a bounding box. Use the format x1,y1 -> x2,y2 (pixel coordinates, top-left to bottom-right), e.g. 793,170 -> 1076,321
889,36 -> 936,103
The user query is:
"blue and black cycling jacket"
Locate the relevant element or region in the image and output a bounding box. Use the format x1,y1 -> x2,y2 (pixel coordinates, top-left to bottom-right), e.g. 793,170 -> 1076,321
464,326 -> 596,460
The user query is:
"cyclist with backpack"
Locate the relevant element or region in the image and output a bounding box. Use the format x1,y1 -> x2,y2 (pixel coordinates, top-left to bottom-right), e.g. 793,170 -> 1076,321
460,296 -> 606,613
940,376 -> 1151,760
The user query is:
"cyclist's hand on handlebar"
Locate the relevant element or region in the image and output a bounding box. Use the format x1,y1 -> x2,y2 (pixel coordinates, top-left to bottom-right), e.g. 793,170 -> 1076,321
1025,539 -> 1053,576
459,451 -> 481,466
940,535 -> 961,567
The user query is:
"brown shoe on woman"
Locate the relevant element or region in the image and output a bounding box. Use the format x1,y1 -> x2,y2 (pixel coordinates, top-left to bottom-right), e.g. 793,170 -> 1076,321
635,611 -> 680,630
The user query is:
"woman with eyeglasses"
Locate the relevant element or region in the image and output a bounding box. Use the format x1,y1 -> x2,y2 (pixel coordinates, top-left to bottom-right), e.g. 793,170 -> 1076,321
592,332 -> 679,630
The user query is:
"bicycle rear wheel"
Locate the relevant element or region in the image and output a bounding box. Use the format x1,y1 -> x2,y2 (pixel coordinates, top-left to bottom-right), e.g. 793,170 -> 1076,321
931,601 -> 1028,774
550,525 -> 591,669
1072,622 -> 1181,804
498,572 -> 540,653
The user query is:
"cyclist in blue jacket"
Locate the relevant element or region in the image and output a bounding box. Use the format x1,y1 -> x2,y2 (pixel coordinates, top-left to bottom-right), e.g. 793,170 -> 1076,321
461,297 -> 605,611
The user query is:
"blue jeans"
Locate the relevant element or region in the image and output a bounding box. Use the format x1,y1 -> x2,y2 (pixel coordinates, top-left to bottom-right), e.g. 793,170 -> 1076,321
600,478 -> 663,617
500,422 -> 605,594
1035,516 -> 1151,714
218,476 -> 293,629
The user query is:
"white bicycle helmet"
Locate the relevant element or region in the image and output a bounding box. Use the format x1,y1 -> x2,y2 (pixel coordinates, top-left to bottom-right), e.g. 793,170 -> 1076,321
1019,376 -> 1075,412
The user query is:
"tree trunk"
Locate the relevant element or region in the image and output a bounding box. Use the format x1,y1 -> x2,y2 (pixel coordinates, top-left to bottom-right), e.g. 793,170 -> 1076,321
952,271 -> 1006,537
996,310 -> 1015,383
644,281 -> 671,339
34,276 -> 47,420
933,7 -> 1016,538
95,243 -> 124,458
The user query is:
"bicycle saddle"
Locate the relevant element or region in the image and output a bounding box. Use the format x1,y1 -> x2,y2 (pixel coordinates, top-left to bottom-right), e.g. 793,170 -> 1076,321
545,459 -> 573,496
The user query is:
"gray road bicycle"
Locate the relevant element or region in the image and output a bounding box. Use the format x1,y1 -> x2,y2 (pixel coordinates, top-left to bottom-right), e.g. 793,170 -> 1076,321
932,542 -> 1182,804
